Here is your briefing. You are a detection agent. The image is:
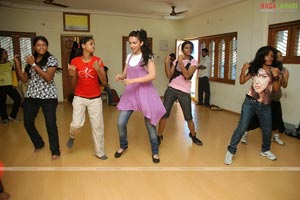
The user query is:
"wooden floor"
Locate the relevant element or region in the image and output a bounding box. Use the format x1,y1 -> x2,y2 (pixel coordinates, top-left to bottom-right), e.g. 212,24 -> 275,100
0,101 -> 299,200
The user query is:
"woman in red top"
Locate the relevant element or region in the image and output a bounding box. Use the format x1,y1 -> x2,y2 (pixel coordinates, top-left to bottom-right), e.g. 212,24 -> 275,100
66,36 -> 108,160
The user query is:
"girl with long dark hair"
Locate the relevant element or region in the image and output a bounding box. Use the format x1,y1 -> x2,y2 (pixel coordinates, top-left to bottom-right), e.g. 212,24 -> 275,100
224,46 -> 281,165
114,29 -> 166,163
14,36 -> 61,160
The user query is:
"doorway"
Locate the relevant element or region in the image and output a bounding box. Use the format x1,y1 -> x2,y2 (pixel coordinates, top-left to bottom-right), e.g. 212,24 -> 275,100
60,35 -> 91,101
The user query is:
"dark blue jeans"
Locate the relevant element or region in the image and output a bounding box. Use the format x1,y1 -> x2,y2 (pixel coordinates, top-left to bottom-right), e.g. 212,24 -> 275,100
0,85 -> 21,120
117,110 -> 159,155
23,98 -> 60,156
227,96 -> 272,154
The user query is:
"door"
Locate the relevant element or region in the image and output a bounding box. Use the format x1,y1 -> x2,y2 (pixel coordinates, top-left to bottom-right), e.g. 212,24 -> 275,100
61,35 -> 91,100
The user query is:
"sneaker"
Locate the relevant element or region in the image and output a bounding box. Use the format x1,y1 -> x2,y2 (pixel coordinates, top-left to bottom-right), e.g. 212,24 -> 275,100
224,151 -> 234,165
189,133 -> 203,145
66,137 -> 75,149
97,154 -> 108,160
8,116 -> 21,122
2,118 -> 9,124
260,150 -> 277,161
241,131 -> 248,144
273,134 -> 285,145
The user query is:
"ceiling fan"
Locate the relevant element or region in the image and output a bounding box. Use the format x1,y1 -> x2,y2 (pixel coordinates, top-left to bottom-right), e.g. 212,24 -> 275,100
169,5 -> 187,16
42,0 -> 68,8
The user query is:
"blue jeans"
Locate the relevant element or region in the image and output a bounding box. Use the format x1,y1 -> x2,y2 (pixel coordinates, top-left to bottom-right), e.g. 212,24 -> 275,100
117,110 -> 159,155
23,98 -> 60,156
227,96 -> 272,154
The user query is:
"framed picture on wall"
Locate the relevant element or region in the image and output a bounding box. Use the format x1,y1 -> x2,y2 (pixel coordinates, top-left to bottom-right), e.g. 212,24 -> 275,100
63,12 -> 90,32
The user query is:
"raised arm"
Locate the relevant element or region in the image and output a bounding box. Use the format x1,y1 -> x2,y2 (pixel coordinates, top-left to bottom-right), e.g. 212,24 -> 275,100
93,60 -> 107,85
281,68 -> 289,88
271,67 -> 281,93
13,55 -> 28,83
26,55 -> 56,83
164,55 -> 175,79
239,63 -> 252,84
177,55 -> 196,79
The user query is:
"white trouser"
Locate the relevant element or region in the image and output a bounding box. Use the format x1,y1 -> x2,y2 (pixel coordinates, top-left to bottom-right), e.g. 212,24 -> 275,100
70,96 -> 105,157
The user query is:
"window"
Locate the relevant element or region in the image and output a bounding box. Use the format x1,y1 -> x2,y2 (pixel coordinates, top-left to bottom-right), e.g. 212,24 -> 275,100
268,20 -> 300,64
0,31 -> 36,69
199,32 -> 237,84
218,39 -> 225,79
209,41 -> 215,78
229,37 -> 237,80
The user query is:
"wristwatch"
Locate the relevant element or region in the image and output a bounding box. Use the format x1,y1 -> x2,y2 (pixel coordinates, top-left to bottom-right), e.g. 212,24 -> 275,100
32,63 -> 37,67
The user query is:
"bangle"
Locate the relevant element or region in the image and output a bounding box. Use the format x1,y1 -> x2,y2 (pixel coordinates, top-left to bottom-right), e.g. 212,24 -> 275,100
273,76 -> 280,81
31,63 -> 37,67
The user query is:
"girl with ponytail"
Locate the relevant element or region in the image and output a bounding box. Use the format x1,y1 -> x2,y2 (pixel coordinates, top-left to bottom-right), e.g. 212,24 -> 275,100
115,29 -> 166,163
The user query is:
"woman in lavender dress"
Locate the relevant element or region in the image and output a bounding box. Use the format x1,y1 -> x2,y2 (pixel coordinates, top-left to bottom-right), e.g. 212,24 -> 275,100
114,29 -> 166,163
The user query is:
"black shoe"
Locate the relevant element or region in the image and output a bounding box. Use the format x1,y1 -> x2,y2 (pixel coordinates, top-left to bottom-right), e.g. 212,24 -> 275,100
196,102 -> 203,105
157,135 -> 163,145
152,155 -> 160,164
114,146 -> 128,158
189,133 -> 203,146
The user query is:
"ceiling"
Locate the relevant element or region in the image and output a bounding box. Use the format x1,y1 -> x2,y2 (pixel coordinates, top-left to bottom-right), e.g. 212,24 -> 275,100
1,0 -> 245,20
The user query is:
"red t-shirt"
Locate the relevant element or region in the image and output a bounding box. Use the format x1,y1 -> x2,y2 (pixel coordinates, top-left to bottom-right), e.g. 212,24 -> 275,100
71,56 -> 104,98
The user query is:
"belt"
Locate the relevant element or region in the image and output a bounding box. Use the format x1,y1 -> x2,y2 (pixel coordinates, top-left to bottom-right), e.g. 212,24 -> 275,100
75,95 -> 101,100
246,94 -> 258,102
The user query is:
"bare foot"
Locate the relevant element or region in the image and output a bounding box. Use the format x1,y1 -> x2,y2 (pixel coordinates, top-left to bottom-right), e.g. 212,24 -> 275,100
0,192 -> 10,200
51,155 -> 60,160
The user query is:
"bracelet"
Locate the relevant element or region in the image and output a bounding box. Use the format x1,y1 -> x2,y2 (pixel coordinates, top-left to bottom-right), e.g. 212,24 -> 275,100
31,63 -> 37,67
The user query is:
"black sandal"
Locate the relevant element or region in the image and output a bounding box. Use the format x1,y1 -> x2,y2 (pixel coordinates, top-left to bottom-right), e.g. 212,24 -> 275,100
152,155 -> 160,164
114,146 -> 128,158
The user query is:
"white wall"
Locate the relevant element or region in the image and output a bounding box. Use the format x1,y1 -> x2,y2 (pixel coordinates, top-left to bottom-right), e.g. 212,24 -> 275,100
0,6 -> 181,100
180,0 -> 300,125
1,1 -> 299,124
